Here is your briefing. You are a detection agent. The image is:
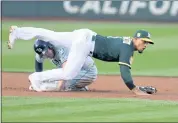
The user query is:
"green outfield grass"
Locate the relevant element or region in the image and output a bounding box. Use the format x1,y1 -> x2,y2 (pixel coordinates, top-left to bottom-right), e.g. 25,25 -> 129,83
2,96 -> 178,122
2,20 -> 178,76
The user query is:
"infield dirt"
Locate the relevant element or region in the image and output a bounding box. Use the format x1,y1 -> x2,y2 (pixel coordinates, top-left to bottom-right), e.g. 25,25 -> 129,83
2,72 -> 178,101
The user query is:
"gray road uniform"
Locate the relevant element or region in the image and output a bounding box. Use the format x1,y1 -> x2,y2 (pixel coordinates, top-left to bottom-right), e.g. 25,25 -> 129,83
35,44 -> 97,91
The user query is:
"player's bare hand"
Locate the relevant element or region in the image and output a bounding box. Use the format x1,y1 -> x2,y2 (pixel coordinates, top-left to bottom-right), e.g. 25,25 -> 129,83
57,80 -> 66,91
131,86 -> 157,95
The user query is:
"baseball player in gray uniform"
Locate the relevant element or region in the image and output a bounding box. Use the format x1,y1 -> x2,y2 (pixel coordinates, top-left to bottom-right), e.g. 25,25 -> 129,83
21,38 -> 98,92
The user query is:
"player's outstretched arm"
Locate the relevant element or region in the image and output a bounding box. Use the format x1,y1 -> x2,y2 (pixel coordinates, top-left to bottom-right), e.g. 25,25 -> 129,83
35,60 -> 43,72
120,65 -> 152,95
120,65 -> 136,90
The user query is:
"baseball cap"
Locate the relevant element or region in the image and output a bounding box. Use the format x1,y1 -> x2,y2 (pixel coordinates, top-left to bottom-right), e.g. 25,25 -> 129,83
134,30 -> 154,44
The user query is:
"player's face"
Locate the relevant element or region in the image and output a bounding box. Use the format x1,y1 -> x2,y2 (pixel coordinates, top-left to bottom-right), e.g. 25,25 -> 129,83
135,38 -> 149,53
44,49 -> 54,59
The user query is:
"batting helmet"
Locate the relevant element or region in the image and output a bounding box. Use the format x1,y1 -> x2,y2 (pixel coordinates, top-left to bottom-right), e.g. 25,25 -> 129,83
34,40 -> 54,55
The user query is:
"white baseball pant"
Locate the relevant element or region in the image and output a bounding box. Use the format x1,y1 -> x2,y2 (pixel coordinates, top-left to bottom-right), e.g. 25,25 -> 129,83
29,63 -> 97,91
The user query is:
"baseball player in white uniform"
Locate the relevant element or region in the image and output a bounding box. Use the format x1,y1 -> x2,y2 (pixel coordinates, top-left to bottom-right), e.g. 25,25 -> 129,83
8,26 -> 97,91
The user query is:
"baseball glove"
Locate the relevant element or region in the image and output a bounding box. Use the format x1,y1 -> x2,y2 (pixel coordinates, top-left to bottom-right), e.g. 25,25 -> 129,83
138,86 -> 157,94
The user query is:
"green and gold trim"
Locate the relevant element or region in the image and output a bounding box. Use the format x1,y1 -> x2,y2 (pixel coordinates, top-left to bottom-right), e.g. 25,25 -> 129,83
119,62 -> 131,68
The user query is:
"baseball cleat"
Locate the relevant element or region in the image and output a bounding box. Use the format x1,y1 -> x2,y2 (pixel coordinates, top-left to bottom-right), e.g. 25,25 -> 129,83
8,25 -> 18,49
83,86 -> 89,91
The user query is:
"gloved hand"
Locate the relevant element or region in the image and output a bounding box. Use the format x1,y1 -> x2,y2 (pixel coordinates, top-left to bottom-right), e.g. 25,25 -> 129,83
132,86 -> 157,95
138,86 -> 157,94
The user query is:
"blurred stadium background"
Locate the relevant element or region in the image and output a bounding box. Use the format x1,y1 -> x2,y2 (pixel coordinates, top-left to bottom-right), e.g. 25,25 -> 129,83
2,1 -> 178,122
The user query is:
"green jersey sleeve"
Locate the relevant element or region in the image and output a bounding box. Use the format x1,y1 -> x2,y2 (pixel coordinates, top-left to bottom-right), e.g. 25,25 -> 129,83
118,38 -> 134,68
